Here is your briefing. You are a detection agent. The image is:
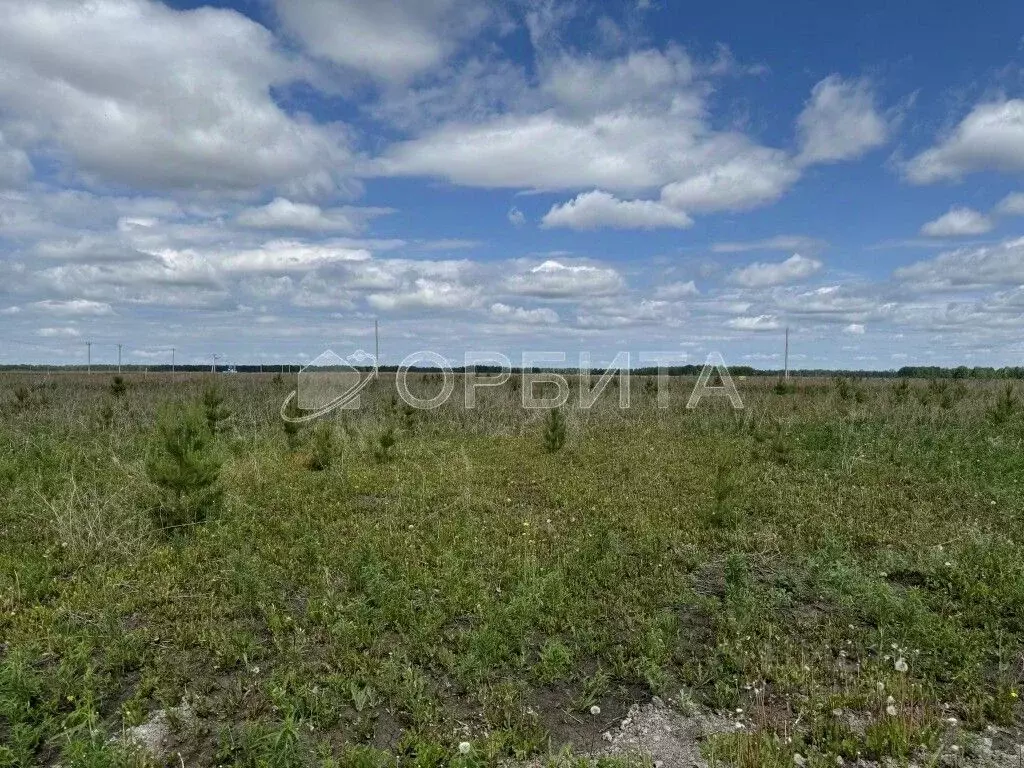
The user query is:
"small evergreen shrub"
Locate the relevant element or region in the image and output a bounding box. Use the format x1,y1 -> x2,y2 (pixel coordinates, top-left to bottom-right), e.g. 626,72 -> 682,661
201,384 -> 232,434
773,379 -> 795,395
833,377 -> 852,400
12,386 -> 30,409
542,408 -> 566,453
373,423 -> 397,464
110,375 -> 128,398
146,402 -> 223,531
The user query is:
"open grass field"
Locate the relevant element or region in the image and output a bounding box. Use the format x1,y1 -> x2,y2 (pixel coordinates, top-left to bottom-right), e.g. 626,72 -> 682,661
2,371 -> 1023,767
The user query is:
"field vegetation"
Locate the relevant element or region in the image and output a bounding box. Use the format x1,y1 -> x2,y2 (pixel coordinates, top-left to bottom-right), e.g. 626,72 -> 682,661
1,371 -> 1022,766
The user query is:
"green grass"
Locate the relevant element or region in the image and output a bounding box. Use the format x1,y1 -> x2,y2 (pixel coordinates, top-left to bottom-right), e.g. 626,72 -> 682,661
0,373 -> 1022,766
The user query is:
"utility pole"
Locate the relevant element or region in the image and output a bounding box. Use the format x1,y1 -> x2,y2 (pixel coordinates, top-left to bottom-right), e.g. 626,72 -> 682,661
784,327 -> 790,380
86,341 -> 91,374
117,343 -> 122,373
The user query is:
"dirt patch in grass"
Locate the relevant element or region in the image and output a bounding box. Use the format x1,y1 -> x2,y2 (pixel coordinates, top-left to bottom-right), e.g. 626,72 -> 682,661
532,683 -> 649,754
516,696 -> 734,768
676,601 -> 717,652
369,707 -> 406,752
885,568 -> 931,590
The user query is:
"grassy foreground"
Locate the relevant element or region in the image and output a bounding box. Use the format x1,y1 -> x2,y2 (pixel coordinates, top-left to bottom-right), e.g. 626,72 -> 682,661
1,372 -> 1023,767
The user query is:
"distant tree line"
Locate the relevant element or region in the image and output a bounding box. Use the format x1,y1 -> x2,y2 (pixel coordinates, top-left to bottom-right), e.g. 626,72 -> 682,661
4,363 -> 1024,378
893,366 -> 1024,379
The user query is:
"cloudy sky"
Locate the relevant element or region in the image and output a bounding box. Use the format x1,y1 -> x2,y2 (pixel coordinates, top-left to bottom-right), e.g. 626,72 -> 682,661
2,0 -> 1024,369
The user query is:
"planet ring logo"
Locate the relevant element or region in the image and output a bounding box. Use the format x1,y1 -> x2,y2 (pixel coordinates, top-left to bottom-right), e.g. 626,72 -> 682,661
280,349 -> 378,423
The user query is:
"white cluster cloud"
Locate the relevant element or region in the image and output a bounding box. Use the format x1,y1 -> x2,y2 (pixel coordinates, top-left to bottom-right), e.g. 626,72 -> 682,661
905,100 -> 1024,184
218,241 -> 372,273
576,298 -> 684,329
539,47 -> 696,116
38,326 -> 82,338
653,281 -> 700,300
658,150 -> 800,212
920,206 -> 993,237
770,285 -> 893,324
0,0 -> 349,195
504,260 -> 626,298
377,48 -> 887,228
728,254 -> 823,288
237,198 -> 393,233
895,237 -> 1024,290
368,277 -> 481,311
379,109 -> 695,191
796,75 -> 889,164
541,190 -> 693,230
10,214 -> 494,316
6,187 -> 1024,366
274,0 -> 494,84
727,315 -> 782,331
490,302 -> 559,324
996,192 -> 1024,216
31,299 -> 115,316
379,104 -> 795,211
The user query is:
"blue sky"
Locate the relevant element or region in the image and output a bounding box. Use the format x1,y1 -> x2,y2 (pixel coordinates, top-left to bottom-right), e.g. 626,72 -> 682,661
1,0 -> 1024,370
